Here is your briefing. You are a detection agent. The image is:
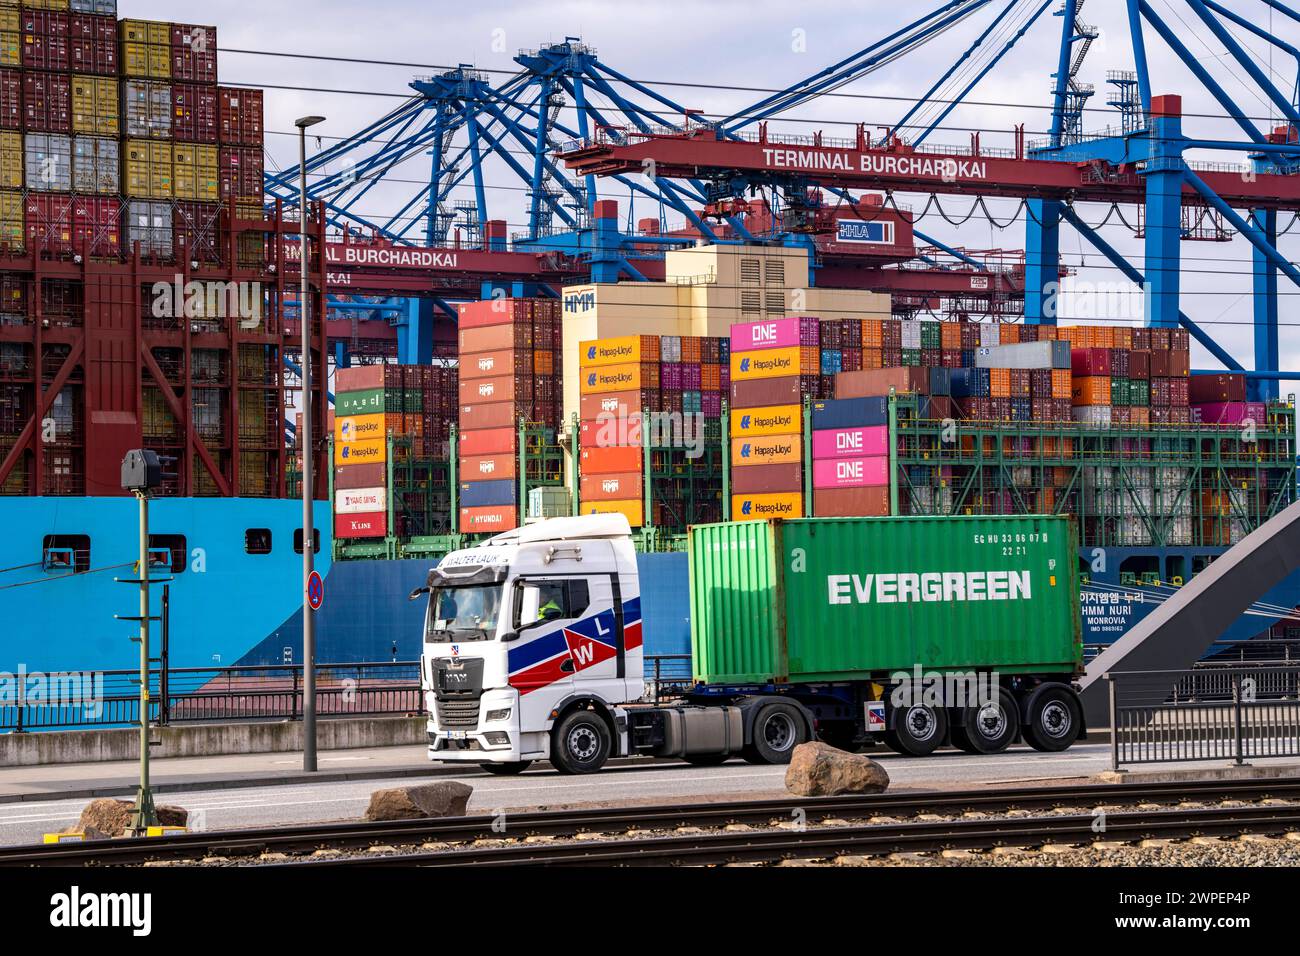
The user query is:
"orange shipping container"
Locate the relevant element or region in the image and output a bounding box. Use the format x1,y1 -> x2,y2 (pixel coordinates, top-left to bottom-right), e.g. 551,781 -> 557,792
459,505 -> 515,534
1071,376 -> 1111,406
1051,368 -> 1072,399
861,319 -> 883,349
580,445 -> 643,474
460,453 -> 516,481
534,350 -> 554,376
580,471 -> 643,502
579,498 -> 644,528
460,348 -> 532,381
999,324 -> 1021,344
458,426 -> 516,457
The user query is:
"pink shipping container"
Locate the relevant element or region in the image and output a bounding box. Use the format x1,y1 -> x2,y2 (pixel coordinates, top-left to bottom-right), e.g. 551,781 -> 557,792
730,316 -> 819,353
812,456 -> 890,490
1192,402 -> 1267,426
218,87 -> 264,147
0,70 -> 19,130
20,11 -> 71,73
811,426 -> 889,460
172,84 -> 218,143
171,25 -> 218,85
69,14 -> 116,76
22,72 -> 71,133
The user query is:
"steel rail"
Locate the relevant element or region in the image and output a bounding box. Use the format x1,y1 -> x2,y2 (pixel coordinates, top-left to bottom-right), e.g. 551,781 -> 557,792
4,777 -> 1299,867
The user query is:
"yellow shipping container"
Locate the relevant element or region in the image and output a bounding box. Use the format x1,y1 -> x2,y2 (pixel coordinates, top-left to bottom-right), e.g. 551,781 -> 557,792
124,140 -> 173,199
730,345 -> 803,382
0,8 -> 17,32
579,335 -> 655,369
731,492 -> 803,522
729,404 -> 802,439
0,131 -> 21,189
21,0 -> 69,9
0,31 -> 17,68
334,413 -> 385,444
0,189 -> 22,251
579,499 -> 644,529
172,144 -> 218,201
71,76 -> 119,137
334,438 -> 386,467
730,434 -> 802,466
120,21 -> 171,80
580,361 -> 656,395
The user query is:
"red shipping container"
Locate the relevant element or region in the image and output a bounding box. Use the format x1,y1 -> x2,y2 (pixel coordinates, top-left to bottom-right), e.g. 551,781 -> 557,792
0,69 -> 19,130
579,417 -> 645,449
1129,350 -> 1151,379
730,375 -> 801,408
24,193 -> 73,255
1071,347 -> 1111,377
459,402 -> 520,431
458,426 -> 517,457
68,14 -> 116,76
459,348 -> 532,381
73,196 -> 121,258
580,470 -> 642,502
171,24 -> 218,84
457,298 -> 536,330
334,462 -> 387,489
335,364 -> 403,392
579,389 -> 657,423
731,462 -> 803,495
580,445 -> 643,474
219,146 -> 263,203
814,486 -> 890,518
460,453 -> 516,481
458,373 -> 532,406
218,87 -> 264,147
459,505 -> 515,534
1189,373 -> 1247,404
21,11 -> 71,72
172,84 -> 218,144
173,201 -> 222,264
459,322 -> 532,354
22,71 -> 71,133
336,511 -> 387,539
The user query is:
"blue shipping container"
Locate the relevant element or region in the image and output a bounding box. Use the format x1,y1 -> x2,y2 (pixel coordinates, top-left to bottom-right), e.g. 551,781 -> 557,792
810,396 -> 888,431
459,479 -> 517,508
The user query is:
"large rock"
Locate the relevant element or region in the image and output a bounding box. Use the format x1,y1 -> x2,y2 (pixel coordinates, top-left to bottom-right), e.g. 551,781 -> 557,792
76,799 -> 189,837
784,742 -> 890,797
363,781 -> 473,822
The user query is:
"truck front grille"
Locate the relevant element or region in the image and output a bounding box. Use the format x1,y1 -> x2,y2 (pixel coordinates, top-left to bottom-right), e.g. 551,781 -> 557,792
436,699 -> 481,729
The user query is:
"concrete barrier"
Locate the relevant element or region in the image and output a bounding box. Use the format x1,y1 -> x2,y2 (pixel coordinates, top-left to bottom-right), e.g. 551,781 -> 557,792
0,717 -> 426,767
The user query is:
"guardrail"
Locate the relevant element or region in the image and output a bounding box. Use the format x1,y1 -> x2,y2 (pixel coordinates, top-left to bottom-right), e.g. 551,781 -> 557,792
1105,665 -> 1300,770
0,656 -> 695,732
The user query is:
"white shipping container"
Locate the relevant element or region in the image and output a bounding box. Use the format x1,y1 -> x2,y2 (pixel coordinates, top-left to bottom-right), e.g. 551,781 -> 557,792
25,134 -> 72,193
336,486 -> 387,514
1073,406 -> 1112,430
979,323 -> 1000,348
901,321 -> 922,349
974,341 -> 1071,370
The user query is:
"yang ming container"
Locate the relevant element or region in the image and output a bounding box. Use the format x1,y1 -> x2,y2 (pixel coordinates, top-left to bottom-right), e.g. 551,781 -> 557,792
688,514 -> 1082,684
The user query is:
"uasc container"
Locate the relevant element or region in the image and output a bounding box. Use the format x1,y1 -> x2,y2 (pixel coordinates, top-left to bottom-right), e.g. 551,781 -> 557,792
688,515 -> 1082,684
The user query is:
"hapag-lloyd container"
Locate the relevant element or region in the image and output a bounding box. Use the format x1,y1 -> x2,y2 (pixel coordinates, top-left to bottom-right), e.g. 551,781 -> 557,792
730,345 -> 803,382
812,426 -> 888,460
579,335 -> 661,368
688,515 -> 1082,684
730,404 -> 801,438
731,491 -> 802,522
812,456 -> 889,490
731,434 -> 801,465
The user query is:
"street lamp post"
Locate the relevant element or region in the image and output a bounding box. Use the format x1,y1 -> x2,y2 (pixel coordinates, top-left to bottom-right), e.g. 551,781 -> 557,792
296,115 -> 326,773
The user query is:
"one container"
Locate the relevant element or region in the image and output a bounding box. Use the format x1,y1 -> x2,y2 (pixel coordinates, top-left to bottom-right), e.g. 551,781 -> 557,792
688,515 -> 1082,684
811,456 -> 889,490
731,434 -> 801,466
811,425 -> 888,460
730,462 -> 802,495
813,486 -> 890,518
730,317 -> 805,353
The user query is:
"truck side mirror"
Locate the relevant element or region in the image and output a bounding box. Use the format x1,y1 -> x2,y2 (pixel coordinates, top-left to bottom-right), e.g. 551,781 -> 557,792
408,586 -> 429,602
501,631 -> 520,643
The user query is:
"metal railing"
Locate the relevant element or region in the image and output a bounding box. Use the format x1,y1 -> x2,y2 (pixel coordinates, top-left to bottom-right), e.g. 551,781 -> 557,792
1106,665 -> 1300,770
0,656 -> 696,732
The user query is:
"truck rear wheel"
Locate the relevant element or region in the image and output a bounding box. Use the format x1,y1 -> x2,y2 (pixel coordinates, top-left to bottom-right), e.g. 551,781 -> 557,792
951,689 -> 1019,755
884,704 -> 947,756
479,761 -> 533,776
1022,686 -> 1082,752
742,701 -> 807,765
551,710 -> 612,774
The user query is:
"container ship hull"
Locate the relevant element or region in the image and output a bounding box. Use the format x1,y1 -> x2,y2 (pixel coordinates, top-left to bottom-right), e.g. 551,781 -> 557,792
3,496 -> 1294,675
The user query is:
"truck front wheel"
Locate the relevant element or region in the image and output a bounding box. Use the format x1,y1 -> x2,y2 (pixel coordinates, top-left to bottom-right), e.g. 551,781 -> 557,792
742,701 -> 808,765
551,710 -> 612,774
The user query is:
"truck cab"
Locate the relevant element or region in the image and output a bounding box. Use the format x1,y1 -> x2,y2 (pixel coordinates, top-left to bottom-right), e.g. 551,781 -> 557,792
417,515 -> 654,774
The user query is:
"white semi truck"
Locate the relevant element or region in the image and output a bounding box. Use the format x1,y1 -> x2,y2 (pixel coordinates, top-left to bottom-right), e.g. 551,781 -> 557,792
414,513 -> 1085,774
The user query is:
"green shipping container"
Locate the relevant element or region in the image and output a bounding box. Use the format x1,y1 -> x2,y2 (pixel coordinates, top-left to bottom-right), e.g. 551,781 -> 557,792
689,515 -> 1082,684
337,388 -> 387,416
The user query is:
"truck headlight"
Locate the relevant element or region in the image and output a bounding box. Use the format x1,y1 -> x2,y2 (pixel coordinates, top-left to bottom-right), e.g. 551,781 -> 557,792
485,708 -> 511,722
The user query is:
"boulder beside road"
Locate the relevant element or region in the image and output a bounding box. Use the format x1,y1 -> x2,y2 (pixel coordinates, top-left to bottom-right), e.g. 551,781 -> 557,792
784,742 -> 890,797
76,799 -> 189,837
363,781 -> 474,822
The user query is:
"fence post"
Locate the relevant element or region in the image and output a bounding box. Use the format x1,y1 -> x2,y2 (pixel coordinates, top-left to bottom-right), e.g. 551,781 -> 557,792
1107,674 -> 1119,771
1232,673 -> 1244,766
160,584 -> 170,726
292,666 -> 300,721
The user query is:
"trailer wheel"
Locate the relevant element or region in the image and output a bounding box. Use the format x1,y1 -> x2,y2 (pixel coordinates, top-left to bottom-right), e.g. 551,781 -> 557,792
954,689 -> 1019,755
885,703 -> 948,756
479,761 -> 533,776
743,701 -> 807,765
551,710 -> 612,774
1022,685 -> 1082,752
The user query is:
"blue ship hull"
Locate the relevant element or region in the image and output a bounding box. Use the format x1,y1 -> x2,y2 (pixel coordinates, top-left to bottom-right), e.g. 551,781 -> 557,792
1,498 -> 1294,673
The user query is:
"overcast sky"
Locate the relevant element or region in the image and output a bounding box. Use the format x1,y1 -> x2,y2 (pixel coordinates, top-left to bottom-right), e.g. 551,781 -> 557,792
135,0 -> 1300,377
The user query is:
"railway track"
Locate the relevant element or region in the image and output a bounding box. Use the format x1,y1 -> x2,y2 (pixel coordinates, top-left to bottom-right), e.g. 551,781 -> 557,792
4,777 -> 1299,867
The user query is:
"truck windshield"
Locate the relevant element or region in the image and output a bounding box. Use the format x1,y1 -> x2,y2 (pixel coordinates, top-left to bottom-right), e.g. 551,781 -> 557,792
426,585 -> 502,642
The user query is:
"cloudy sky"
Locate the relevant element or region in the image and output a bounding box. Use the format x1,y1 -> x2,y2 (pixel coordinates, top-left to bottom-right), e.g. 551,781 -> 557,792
135,0 -> 1300,376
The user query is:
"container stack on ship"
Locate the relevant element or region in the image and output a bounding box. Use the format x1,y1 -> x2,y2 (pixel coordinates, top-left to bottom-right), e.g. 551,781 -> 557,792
455,298 -> 562,535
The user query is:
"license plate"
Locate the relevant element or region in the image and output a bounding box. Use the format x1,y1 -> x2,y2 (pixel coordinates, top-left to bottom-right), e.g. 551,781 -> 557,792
444,730 -> 468,740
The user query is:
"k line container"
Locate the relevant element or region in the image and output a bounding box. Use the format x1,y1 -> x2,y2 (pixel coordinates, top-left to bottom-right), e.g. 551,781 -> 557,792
336,511 -> 387,539
688,515 -> 1082,684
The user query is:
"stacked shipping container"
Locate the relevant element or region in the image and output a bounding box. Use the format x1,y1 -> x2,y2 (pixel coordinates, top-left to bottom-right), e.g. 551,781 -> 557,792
456,299 -> 562,534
